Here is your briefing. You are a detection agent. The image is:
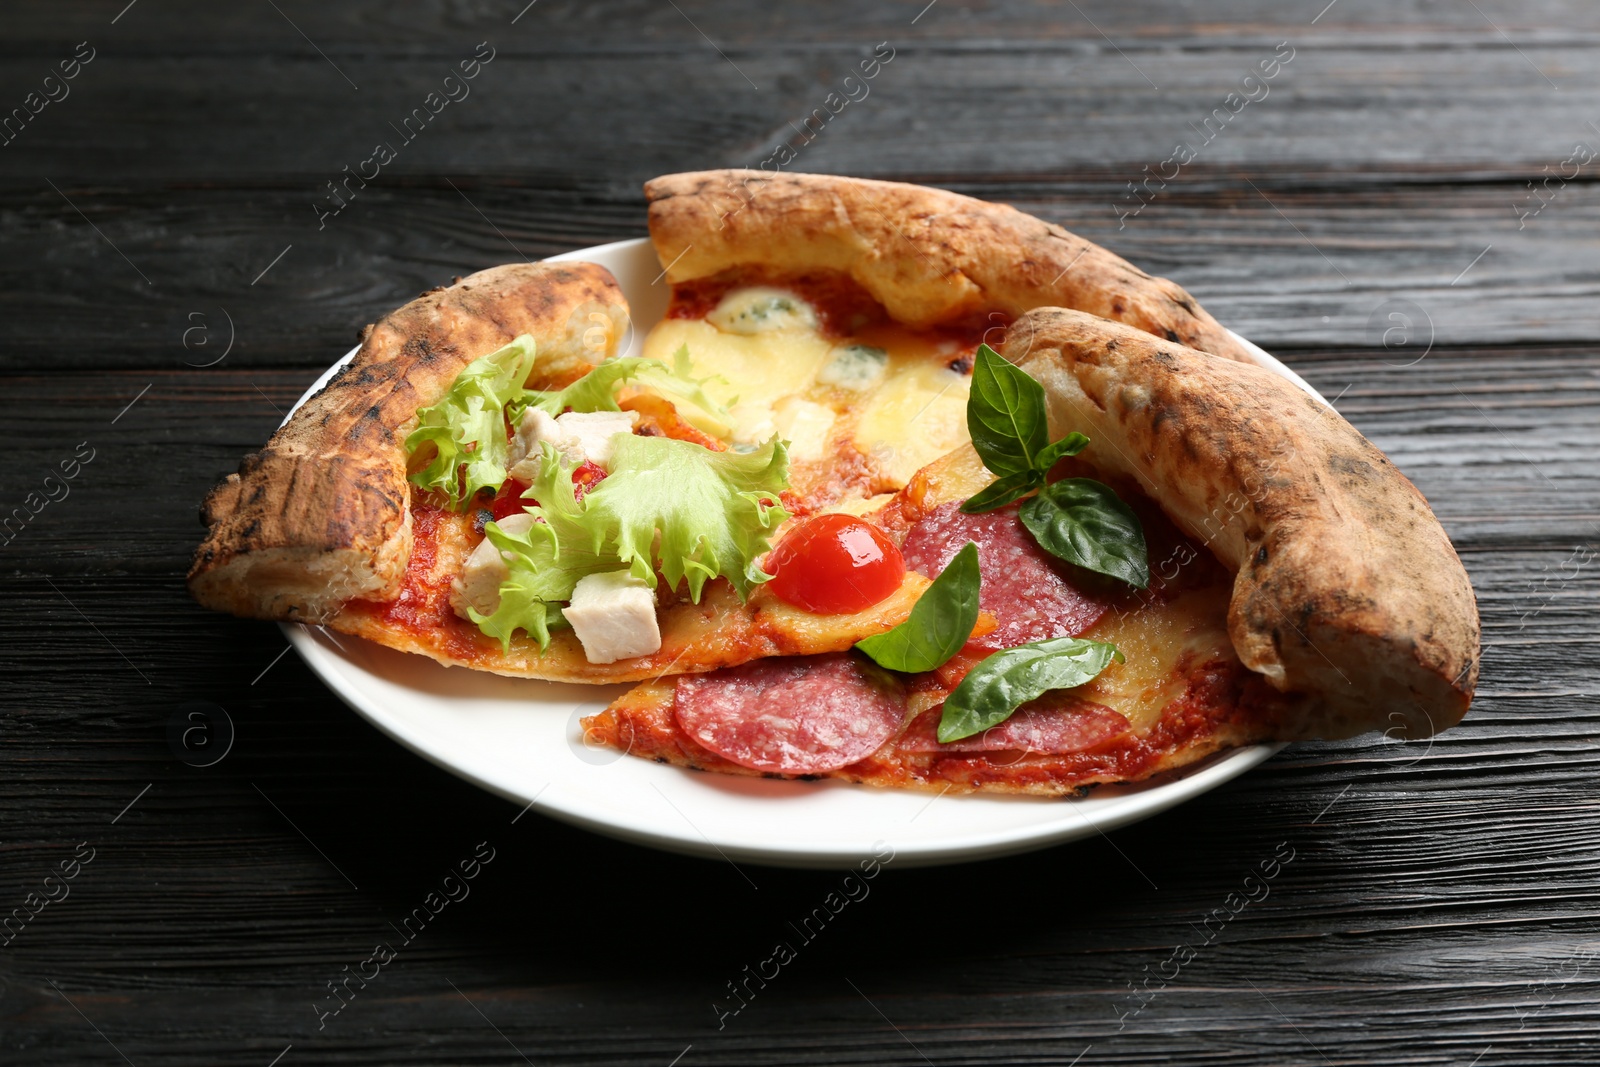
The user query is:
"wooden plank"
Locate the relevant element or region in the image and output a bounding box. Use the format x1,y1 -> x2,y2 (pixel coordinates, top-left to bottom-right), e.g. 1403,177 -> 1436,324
1,38 -> 1596,183
10,0 -> 1600,51
4,177 -> 1600,376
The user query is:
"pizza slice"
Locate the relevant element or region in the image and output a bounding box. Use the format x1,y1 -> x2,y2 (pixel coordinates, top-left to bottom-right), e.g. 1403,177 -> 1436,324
581,308 -> 1480,795
190,172 -> 1252,687
188,260 -> 930,682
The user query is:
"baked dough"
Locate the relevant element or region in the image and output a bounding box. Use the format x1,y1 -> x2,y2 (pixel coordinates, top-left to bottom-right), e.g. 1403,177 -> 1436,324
188,261 -> 629,621
1001,307 -> 1479,739
646,169 -> 1257,363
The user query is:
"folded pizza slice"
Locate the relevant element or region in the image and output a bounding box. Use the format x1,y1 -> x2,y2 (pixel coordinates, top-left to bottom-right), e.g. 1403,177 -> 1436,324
582,308 -> 1481,794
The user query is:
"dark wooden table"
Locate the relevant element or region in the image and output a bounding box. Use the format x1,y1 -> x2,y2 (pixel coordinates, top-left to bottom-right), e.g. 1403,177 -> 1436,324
5,2 -> 1598,1063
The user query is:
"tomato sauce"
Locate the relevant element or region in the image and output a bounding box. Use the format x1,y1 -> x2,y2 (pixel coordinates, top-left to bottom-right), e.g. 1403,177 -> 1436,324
666,269 -> 889,338
347,500 -> 487,661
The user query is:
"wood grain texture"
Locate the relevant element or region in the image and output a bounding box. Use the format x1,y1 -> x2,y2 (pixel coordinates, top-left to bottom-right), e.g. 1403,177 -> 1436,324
3,0 -> 1599,1064
7,40 -> 1598,184
5,178 -> 1600,374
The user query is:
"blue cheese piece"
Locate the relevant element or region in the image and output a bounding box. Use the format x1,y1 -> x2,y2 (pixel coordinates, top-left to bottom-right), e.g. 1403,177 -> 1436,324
707,287 -> 818,335
562,570 -> 661,664
818,344 -> 889,391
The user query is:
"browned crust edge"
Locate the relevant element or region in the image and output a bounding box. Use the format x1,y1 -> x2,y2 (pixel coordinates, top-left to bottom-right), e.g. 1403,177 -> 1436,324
644,169 -> 1256,362
187,261 -> 628,621
1001,307 -> 1480,740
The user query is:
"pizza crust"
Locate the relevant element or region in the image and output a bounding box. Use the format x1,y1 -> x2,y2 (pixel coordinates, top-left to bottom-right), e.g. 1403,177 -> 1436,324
645,169 -> 1257,363
188,262 -> 629,621
1001,307 -> 1479,740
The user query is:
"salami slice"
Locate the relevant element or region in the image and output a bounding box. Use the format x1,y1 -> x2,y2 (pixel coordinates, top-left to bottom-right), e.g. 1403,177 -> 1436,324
673,653 -> 907,774
900,501 -> 1110,648
897,695 -> 1130,754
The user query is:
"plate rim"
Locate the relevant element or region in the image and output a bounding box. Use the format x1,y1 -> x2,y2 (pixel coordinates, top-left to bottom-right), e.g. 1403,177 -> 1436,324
280,236 -> 1302,869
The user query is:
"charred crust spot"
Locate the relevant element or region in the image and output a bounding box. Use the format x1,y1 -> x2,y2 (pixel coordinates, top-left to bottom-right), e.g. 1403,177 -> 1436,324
1255,545 -> 1269,566
1328,452 -> 1376,484
1164,328 -> 1181,343
946,353 -> 975,375
1150,348 -> 1179,370
1110,300 -> 1126,316
1105,339 -> 1118,351
409,335 -> 439,364
1176,296 -> 1196,314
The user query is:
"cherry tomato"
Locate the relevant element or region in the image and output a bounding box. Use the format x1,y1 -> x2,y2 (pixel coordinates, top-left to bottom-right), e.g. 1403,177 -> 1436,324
765,513 -> 906,615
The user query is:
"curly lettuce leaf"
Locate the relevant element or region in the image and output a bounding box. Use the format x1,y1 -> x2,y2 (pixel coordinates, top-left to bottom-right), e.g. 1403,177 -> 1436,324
580,434 -> 789,603
635,344 -> 735,436
523,357 -> 651,419
464,433 -> 790,649
465,444 -> 612,651
521,348 -> 734,434
465,530 -> 566,651
404,335 -> 536,510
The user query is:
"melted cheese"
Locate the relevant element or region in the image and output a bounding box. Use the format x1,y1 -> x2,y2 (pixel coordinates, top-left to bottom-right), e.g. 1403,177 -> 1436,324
640,318 -> 832,443
639,288 -> 977,500
1075,588 -> 1235,733
851,358 -> 971,487
824,492 -> 898,518
772,397 -> 836,462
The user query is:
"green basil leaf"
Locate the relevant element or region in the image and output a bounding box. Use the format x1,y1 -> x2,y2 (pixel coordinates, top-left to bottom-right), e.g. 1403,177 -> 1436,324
960,469 -> 1042,514
1033,431 -> 1090,473
967,344 -> 1049,476
1019,478 -> 1150,589
938,637 -> 1124,742
856,543 -> 981,673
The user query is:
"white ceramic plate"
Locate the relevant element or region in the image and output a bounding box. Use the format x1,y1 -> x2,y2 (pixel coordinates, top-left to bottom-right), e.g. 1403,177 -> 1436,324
283,237 -> 1312,869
